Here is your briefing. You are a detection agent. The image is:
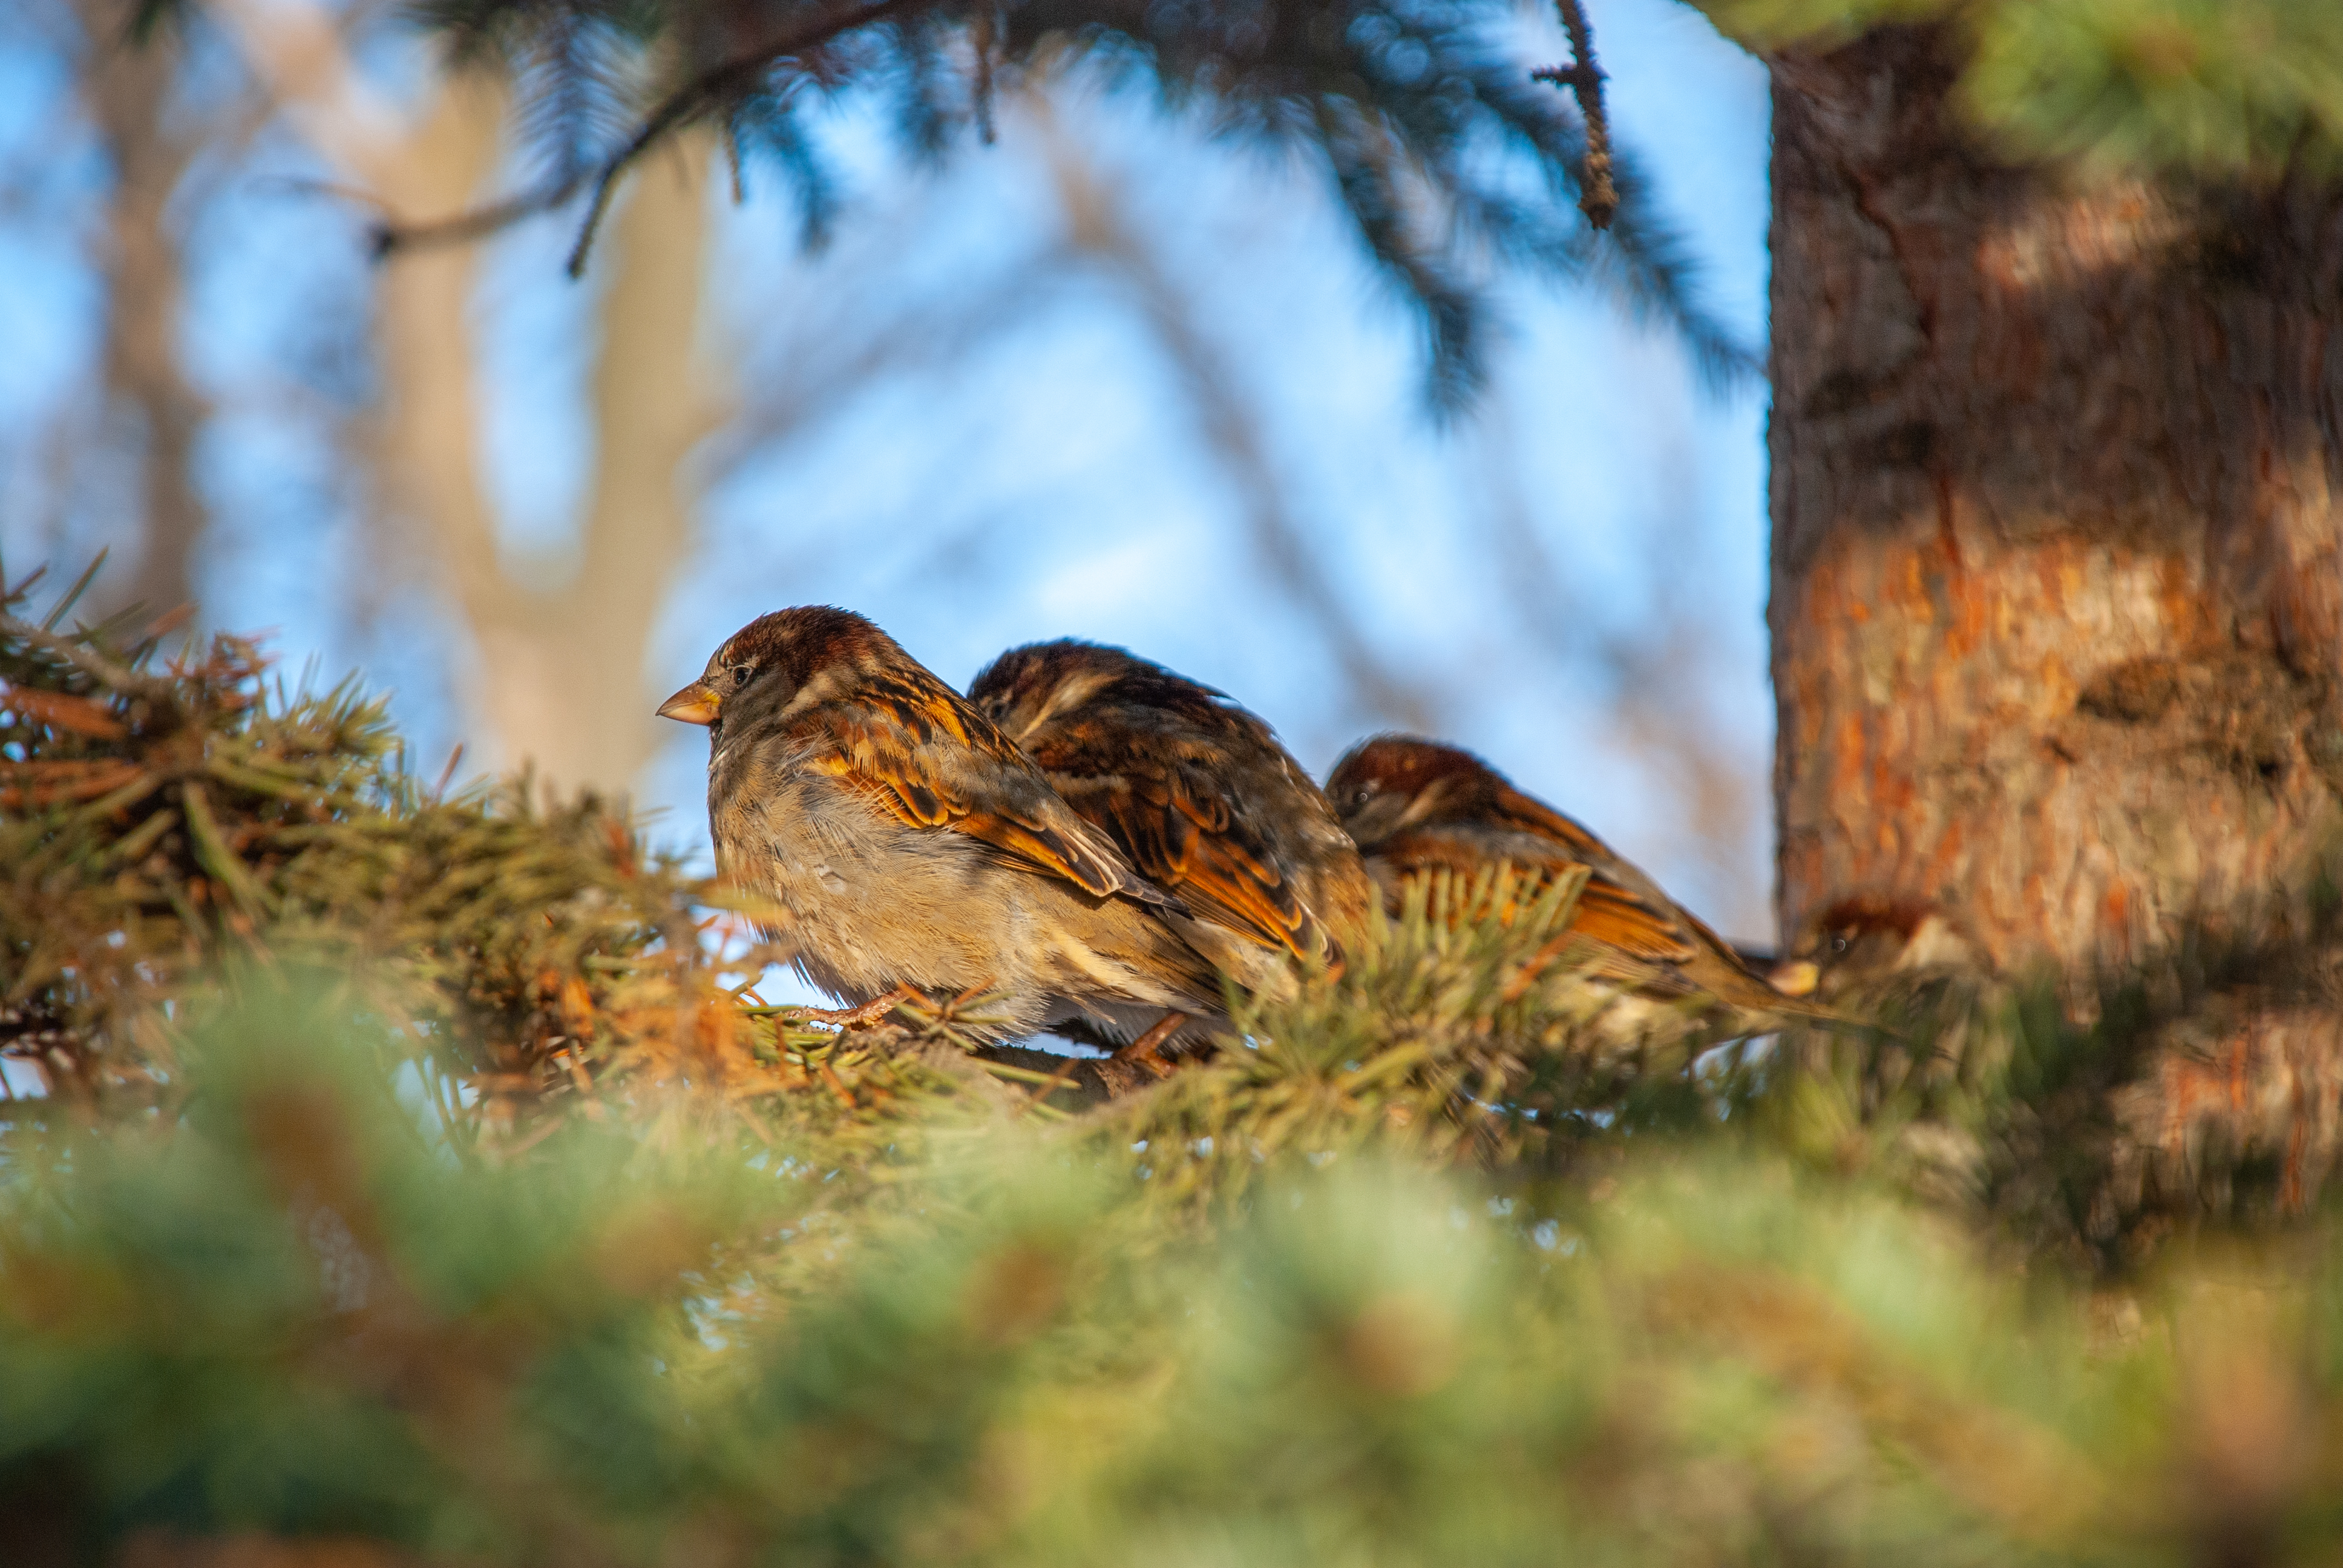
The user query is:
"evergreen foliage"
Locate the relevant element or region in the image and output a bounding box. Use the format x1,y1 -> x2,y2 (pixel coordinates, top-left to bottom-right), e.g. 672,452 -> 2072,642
129,0 -> 2343,398
1761,877 -> 2343,1276
1700,0 -> 2343,178
135,0 -> 1759,399
14,977 -> 2343,1566
11,570 -> 2343,1562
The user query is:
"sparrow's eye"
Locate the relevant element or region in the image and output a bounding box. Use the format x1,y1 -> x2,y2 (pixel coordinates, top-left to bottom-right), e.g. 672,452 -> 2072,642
1829,933 -> 1851,956
1349,787 -> 1372,807
729,663 -> 755,687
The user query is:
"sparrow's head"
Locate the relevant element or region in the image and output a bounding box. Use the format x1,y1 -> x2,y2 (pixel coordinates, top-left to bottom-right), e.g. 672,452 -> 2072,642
657,606 -> 904,737
967,641 -> 1127,745
1324,735 -> 1503,849
969,639 -> 1254,749
1770,896 -> 1977,997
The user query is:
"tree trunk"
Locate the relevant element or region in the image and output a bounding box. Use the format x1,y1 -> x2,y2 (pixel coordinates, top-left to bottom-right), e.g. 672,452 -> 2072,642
82,4 -> 207,629
457,154 -> 722,794
1768,26 -> 2343,979
214,0 -> 726,796
369,108 -> 719,795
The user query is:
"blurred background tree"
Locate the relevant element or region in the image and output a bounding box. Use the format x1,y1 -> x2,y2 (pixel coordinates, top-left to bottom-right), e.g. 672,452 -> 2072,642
13,4 -> 2343,1559
26,0 -> 2341,991
0,0 -> 1780,954
10,0 -> 2343,1237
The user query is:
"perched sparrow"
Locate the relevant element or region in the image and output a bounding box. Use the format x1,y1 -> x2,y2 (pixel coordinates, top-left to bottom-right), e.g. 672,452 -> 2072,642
1325,735 -> 1817,1018
968,639 -> 1374,995
1769,897 -> 1979,1000
658,607 -> 1224,1052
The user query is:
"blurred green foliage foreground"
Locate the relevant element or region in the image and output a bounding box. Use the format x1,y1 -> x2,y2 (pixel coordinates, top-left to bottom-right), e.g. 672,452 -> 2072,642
8,566 -> 2343,1567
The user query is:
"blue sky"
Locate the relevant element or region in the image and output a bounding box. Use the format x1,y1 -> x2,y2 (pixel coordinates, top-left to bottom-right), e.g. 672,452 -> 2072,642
0,0 -> 1778,940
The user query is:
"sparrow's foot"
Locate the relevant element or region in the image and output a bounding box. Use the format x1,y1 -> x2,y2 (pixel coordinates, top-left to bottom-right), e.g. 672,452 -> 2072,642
933,978 -> 1000,1022
1111,1010 -> 1189,1080
791,985 -> 921,1029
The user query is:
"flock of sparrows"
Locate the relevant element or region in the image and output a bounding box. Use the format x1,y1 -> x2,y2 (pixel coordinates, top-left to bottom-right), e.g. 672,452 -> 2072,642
658,606 -> 1818,1077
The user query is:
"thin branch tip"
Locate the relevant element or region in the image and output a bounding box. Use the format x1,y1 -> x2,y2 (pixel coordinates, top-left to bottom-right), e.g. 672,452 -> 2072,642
1538,0 -> 1619,231
361,0 -> 922,264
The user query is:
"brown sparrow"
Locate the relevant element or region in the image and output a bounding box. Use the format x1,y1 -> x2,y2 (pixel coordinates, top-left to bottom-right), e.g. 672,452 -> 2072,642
968,639 -> 1374,995
1326,735 -> 1820,1018
1769,897 -> 1981,999
658,608 -> 1224,1052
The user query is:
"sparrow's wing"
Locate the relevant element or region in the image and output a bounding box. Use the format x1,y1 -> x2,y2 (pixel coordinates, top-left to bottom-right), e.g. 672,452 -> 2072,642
804,666 -> 1181,908
1564,875 -> 1705,964
1054,747 -> 1321,961
1380,814 -> 1702,966
981,661 -> 1335,960
1483,784 -> 1787,973
1381,785 -> 1827,1015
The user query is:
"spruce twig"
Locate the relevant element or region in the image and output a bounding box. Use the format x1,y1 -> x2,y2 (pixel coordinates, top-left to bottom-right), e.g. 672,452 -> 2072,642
369,0 -> 926,271
1533,0 -> 1618,231
970,5 -> 998,146
723,113 -> 749,203
0,611 -> 174,699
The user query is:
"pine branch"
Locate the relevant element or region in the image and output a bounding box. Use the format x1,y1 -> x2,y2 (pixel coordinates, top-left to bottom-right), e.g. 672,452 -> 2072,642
1533,0 -> 1617,230
370,0 -> 927,270
0,612 -> 174,700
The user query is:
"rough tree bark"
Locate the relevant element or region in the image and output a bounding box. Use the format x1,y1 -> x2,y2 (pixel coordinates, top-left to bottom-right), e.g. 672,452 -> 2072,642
1768,26 -> 2343,979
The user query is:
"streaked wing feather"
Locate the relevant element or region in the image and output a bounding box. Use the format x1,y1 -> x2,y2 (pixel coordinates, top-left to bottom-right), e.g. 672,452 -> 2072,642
1565,878 -> 1700,963
1067,764 -> 1312,959
806,675 -> 1169,904
1377,828 -> 1697,962
1389,796 -> 1827,1015
1486,783 -> 1623,861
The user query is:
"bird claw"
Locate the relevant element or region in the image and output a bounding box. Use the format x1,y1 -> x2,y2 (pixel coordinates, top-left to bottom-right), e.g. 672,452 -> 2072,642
931,978 -> 998,1023
788,984 -> 920,1029
1110,1010 -> 1188,1080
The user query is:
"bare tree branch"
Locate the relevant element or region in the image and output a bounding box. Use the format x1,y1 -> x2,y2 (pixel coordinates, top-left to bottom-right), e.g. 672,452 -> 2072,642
1030,98 -> 1438,733
79,0 -> 209,630
368,0 -> 927,273
1533,0 -> 1617,231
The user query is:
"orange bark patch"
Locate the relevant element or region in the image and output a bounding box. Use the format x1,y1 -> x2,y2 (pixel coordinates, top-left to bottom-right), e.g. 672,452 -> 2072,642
2097,880 -> 2136,961
1870,757 -> 1915,816
1923,819 -> 1966,896
1892,547 -> 1932,621
0,685 -> 127,739
1933,518 -> 1987,660
2154,554 -> 2204,642
1832,712 -> 1870,809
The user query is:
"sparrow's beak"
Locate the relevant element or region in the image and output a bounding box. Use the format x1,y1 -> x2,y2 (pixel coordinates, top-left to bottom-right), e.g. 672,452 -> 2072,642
657,680 -> 721,727
1769,958 -> 1821,998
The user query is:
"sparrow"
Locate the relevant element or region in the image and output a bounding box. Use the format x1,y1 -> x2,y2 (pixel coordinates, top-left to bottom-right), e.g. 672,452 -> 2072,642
968,639 -> 1374,996
1325,734 -> 1821,1019
658,607 -> 1225,1054
1768,897 -> 1981,1000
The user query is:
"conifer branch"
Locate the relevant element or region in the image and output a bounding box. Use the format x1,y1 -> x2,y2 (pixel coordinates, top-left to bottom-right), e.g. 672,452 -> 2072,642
971,5 -> 998,145
723,114 -> 749,203
366,177 -> 587,261
1533,0 -> 1617,231
0,612 -> 173,699
368,0 -> 926,267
